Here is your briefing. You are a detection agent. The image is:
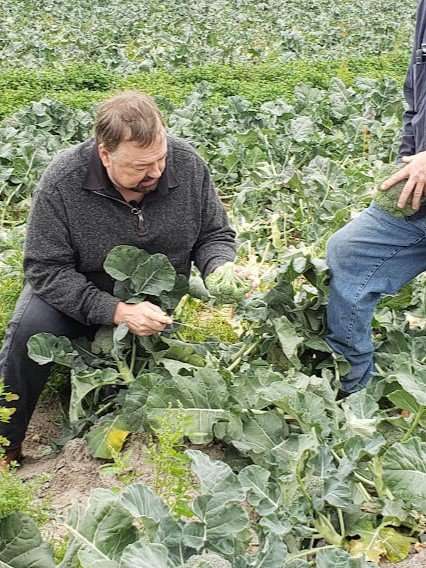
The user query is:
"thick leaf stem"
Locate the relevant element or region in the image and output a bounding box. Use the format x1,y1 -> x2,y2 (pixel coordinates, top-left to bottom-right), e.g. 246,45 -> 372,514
337,508 -> 345,538
129,333 -> 137,375
288,545 -> 337,560
353,472 -> 376,488
227,339 -> 261,372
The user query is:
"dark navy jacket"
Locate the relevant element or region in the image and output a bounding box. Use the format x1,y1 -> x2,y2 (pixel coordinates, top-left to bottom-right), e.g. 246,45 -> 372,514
399,0 -> 426,159
398,0 -> 426,216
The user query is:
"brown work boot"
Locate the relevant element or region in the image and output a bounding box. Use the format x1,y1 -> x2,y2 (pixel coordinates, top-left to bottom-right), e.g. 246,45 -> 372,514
0,446 -> 23,470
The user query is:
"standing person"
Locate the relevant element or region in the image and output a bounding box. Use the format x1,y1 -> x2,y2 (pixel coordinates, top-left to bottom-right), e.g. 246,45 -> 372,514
326,0 -> 426,395
0,91 -> 244,463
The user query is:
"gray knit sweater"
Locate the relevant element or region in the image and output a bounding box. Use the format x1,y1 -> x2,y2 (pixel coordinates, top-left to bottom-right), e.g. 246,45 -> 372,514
24,136 -> 236,326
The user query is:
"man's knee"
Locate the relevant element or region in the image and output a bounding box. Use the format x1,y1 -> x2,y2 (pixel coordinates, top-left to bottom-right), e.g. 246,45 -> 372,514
327,227 -> 352,271
4,285 -> 93,354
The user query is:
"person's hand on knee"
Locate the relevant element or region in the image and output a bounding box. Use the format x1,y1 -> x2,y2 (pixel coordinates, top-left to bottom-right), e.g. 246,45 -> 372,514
381,151 -> 426,211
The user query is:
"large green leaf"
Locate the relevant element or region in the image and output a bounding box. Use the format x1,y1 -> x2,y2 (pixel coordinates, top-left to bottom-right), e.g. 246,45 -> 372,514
272,432 -> 319,475
251,536 -> 287,568
119,484 -> 170,523
187,449 -> 244,502
0,512 -> 56,568
382,438 -> 426,511
272,316 -> 304,367
27,333 -> 85,370
230,366 -> 284,410
131,254 -> 176,296
387,390 -> 420,414
104,245 -> 149,282
159,273 -> 189,311
65,489 -> 138,565
238,465 -> 280,515
190,494 -> 250,553
393,370 -> 426,406
153,337 -> 206,368
119,542 -> 170,568
146,368 -> 229,411
231,410 -> 289,461
69,368 -> 121,423
119,373 -> 164,430
145,368 -> 229,444
260,382 -> 330,435
104,246 -> 176,297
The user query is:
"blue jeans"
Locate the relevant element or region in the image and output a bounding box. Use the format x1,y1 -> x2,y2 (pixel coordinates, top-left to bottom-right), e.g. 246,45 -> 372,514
326,203 -> 426,393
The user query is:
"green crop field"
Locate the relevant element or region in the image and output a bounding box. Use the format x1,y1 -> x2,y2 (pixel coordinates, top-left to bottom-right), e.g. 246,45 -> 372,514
0,1 -> 425,567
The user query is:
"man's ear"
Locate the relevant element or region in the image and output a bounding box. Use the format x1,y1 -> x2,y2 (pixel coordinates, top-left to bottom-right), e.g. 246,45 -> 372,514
98,144 -> 112,168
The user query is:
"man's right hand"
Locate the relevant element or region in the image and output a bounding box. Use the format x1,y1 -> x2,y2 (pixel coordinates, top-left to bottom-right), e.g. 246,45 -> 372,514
113,301 -> 172,336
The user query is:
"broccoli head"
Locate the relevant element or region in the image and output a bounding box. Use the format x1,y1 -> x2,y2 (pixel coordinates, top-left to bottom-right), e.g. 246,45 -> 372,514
205,262 -> 251,304
174,295 -> 240,343
184,553 -> 232,568
374,164 -> 426,217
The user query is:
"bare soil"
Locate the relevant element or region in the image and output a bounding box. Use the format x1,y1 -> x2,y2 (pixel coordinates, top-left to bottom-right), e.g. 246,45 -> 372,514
17,394 -> 155,543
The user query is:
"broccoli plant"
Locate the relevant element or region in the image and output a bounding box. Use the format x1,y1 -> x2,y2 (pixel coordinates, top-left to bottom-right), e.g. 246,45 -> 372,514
205,262 -> 251,304
374,164 -> 426,217
184,553 -> 232,568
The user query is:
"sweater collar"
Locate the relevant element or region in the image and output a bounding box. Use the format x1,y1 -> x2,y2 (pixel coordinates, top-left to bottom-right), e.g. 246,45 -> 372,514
82,136 -> 179,197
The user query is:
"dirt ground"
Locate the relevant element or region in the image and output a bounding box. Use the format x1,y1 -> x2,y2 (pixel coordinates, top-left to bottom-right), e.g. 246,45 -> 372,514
16,395 -> 426,567
18,394 -> 156,543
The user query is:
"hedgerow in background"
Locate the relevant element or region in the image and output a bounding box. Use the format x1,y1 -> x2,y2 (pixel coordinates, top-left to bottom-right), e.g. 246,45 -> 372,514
0,51 -> 410,119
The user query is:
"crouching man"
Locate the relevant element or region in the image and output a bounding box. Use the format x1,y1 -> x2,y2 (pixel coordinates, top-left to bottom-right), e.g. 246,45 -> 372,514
0,91 -> 241,463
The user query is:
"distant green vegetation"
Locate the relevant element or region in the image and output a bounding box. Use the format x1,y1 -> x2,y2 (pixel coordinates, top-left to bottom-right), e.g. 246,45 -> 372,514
0,50 -> 409,119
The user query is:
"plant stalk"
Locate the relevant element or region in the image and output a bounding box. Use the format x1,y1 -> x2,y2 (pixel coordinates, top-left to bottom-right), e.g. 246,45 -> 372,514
288,545 -> 337,560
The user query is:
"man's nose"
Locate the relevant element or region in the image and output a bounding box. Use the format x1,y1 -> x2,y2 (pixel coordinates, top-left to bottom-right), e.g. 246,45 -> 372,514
147,162 -> 162,178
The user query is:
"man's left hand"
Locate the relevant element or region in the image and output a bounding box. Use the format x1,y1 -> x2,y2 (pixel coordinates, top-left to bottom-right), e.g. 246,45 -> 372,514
233,264 -> 260,291
381,151 -> 426,211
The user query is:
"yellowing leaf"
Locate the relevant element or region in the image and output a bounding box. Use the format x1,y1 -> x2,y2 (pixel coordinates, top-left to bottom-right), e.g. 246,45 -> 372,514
381,527 -> 414,563
86,415 -> 130,459
107,427 -> 130,454
348,523 -> 414,563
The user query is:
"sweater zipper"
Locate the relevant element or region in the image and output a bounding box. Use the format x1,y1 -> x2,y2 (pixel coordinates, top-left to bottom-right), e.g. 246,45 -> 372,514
92,191 -> 145,233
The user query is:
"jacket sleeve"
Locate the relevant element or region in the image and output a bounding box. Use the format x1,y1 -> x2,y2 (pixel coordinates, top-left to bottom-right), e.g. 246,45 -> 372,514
192,162 -> 236,278
397,62 -> 417,160
24,175 -> 121,326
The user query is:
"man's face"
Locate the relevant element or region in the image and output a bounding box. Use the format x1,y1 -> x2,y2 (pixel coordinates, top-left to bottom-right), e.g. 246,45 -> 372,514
98,134 -> 168,195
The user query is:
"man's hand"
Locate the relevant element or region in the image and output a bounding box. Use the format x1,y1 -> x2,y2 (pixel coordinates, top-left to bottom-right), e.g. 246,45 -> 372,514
113,301 -> 172,336
381,151 -> 426,211
205,262 -> 260,304
233,264 -> 260,291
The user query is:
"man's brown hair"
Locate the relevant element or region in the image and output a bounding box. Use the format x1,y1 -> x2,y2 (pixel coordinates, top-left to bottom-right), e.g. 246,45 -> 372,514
95,91 -> 165,152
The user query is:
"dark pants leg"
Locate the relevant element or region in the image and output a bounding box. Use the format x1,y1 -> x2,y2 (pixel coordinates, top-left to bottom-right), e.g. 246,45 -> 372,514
0,284 -> 97,449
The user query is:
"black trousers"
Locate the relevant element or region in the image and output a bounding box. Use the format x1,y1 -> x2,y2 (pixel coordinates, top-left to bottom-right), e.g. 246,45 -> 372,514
0,284 -> 97,449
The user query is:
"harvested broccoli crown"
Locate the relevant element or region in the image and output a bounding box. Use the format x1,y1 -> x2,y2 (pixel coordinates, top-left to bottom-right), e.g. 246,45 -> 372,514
374,164 -> 426,217
184,553 -> 232,568
205,262 -> 250,304
174,295 -> 240,343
